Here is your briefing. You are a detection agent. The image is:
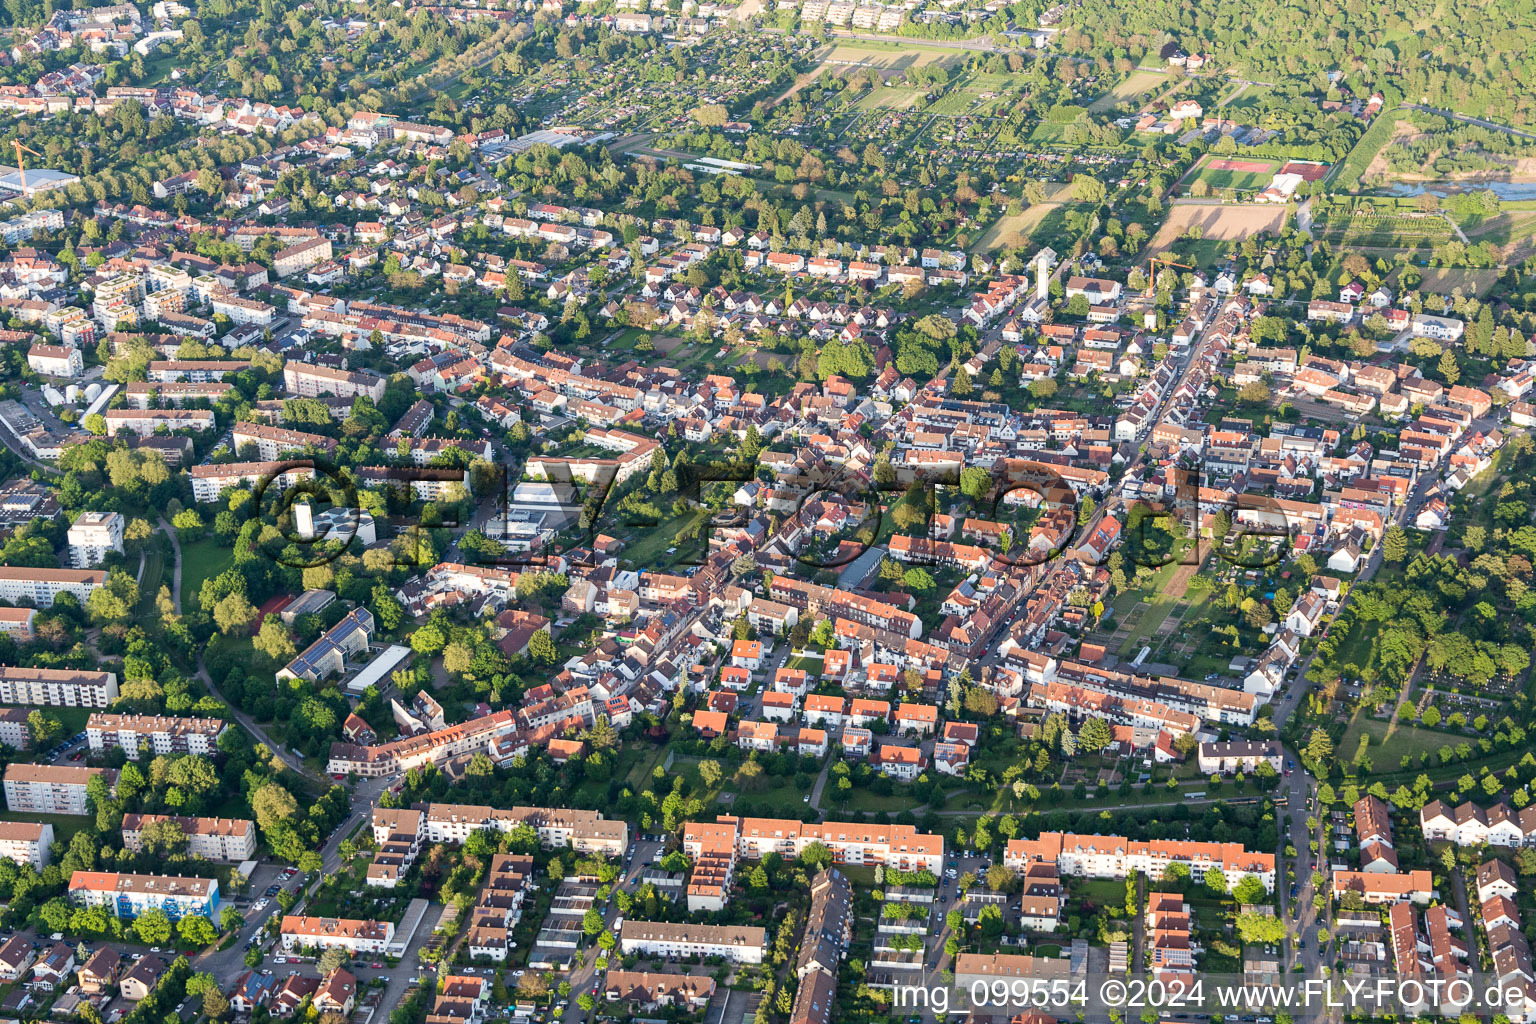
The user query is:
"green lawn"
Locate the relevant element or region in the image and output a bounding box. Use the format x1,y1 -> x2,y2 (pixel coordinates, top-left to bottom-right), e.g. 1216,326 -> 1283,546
178,537 -> 236,609
1339,713 -> 1469,769
826,785 -> 915,814
619,509 -> 708,571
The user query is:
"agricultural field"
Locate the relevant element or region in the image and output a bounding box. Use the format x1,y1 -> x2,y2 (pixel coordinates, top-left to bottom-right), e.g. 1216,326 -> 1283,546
853,86 -> 927,110
972,204 -> 1061,251
1146,202 -> 1290,255
1416,267 -> 1503,296
1313,207 -> 1454,247
1087,69 -> 1166,113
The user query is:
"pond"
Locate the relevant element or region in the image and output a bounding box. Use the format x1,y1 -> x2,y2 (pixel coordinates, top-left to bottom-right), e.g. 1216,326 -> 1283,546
1384,181 -> 1536,200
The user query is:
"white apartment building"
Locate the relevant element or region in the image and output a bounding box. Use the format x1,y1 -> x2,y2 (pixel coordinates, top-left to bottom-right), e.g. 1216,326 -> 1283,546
211,293 -> 276,326
421,804 -> 628,856
121,814 -> 257,862
230,421 -> 338,461
280,916 -> 395,954
189,461 -> 315,503
0,666 -> 119,707
618,922 -> 766,964
67,511 -> 124,567
283,361 -> 386,402
102,408 -> 215,437
26,343 -> 82,377
86,714 -> 227,760
1005,832 -> 1277,891
0,708 -> 30,749
0,566 -> 106,607
3,764 -> 118,815
0,821 -> 52,870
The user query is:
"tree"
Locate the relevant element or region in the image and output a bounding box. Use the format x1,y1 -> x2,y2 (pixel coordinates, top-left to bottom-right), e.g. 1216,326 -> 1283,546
1237,381 -> 1270,405
1304,729 -> 1334,771
1235,911 -> 1287,945
409,623 -> 446,656
527,630 -> 558,665
39,897 -> 72,933
213,592 -> 258,635
698,760 -> 723,788
1438,349 -> 1461,384
26,710 -> 62,748
251,783 -> 298,831
177,915 -> 217,947
133,908 -> 173,945
442,642 -> 474,675
1382,525 -> 1408,563
1078,716 -> 1112,752
317,948 -> 349,975
799,841 -> 833,870
253,616 -> 296,662
1231,876 -> 1268,906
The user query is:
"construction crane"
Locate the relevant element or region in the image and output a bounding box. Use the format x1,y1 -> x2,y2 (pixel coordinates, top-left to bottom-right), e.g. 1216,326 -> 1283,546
11,140 -> 43,195
1146,255 -> 1192,297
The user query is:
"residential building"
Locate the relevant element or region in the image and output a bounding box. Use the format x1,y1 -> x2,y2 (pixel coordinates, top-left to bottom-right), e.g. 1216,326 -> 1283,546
86,713 -> 227,759
0,566 -> 105,607
618,922 -> 766,964
67,511 -> 124,567
0,820 -> 52,869
121,814 -> 258,862
67,871 -> 220,920
280,916 -> 396,954
3,763 -> 117,815
0,665 -> 119,707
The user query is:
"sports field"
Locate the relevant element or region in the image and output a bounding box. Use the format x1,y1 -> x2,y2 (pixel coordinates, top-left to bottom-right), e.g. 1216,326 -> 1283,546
1188,156 -> 1279,192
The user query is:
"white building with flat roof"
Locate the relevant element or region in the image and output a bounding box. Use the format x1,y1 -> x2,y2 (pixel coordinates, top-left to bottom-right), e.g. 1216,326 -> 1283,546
67,511 -> 124,567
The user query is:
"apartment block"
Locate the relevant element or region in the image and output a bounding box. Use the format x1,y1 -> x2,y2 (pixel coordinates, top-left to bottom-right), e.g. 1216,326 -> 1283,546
0,566 -> 105,607
3,764 -> 117,815
0,666 -> 119,707
67,511 -> 124,567
0,821 -> 52,869
102,408 -> 215,437
1005,831 -> 1276,891
230,421 -> 339,460
121,814 -> 257,862
282,361 -> 386,402
86,713 -> 227,759
618,921 -> 765,964
280,916 -> 395,954
421,803 -> 628,856
67,871 -> 220,920
189,461 -> 315,503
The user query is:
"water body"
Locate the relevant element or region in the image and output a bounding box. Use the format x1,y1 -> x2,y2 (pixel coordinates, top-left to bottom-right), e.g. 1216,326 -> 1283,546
1385,181 -> 1536,200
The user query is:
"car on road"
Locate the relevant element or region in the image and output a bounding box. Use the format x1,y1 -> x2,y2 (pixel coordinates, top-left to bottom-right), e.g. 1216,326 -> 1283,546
371,962 -> 384,969
274,957 -> 287,964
